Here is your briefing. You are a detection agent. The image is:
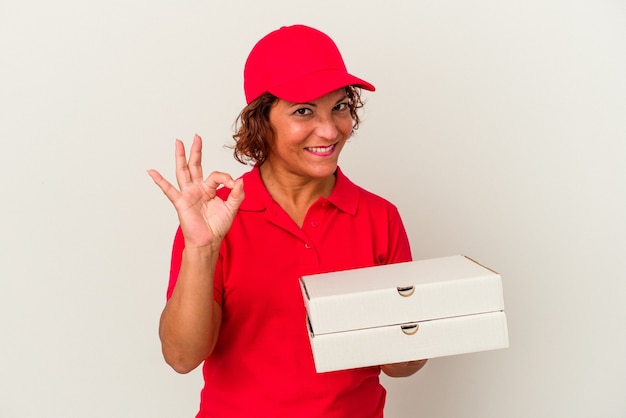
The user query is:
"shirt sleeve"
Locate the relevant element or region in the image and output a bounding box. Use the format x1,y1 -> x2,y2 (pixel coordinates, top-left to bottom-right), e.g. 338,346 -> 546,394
166,227 -> 184,300
385,206 -> 413,265
165,226 -> 224,305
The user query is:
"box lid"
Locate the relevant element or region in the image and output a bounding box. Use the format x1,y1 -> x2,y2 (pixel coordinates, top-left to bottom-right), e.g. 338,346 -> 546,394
300,255 -> 503,335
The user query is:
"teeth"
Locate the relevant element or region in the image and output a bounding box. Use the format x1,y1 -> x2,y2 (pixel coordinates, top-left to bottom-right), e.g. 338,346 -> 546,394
307,144 -> 335,153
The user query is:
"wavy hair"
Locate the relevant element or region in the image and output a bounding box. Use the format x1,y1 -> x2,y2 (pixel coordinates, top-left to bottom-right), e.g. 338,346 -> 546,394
230,86 -> 365,165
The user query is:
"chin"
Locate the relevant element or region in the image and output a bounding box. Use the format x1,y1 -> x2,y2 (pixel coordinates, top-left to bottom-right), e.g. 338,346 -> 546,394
307,162 -> 339,179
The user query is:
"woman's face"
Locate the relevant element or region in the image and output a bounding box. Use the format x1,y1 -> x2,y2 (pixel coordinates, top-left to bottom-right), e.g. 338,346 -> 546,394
265,88 -> 354,181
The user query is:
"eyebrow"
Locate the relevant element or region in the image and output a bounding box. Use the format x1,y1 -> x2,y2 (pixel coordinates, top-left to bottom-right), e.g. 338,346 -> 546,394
288,94 -> 349,108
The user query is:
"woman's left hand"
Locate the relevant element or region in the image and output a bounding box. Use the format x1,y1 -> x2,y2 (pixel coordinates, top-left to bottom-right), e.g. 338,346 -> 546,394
381,359 -> 428,378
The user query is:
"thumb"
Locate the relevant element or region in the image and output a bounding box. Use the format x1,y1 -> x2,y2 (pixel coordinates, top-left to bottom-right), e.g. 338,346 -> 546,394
226,178 -> 245,211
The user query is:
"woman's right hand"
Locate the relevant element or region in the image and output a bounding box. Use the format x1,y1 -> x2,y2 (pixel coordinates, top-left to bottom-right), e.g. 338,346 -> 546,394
148,134 -> 245,250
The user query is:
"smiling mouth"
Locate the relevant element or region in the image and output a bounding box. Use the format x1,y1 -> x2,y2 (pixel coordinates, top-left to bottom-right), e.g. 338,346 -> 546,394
305,144 -> 336,155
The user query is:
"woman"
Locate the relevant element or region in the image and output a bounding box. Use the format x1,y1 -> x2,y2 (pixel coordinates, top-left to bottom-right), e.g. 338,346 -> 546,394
148,24 -> 426,418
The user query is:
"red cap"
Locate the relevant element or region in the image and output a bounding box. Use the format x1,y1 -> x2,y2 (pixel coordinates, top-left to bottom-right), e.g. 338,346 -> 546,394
243,25 -> 375,104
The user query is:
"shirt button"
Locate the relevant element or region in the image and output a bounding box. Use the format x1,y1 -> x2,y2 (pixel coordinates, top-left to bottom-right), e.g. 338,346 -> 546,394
310,221 -> 319,228
304,242 -> 312,249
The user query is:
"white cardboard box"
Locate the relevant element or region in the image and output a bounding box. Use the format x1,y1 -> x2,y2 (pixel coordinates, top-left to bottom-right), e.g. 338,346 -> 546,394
299,255 -> 509,373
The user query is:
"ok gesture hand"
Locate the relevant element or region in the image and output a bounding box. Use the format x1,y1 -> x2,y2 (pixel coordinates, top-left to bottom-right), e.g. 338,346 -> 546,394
148,134 -> 245,250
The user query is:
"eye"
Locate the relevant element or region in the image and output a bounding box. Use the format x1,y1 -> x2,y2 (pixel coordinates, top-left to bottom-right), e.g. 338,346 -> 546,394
293,107 -> 312,116
333,102 -> 350,112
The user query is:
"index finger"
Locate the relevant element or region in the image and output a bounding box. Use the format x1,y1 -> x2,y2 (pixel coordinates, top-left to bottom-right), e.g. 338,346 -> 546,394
204,171 -> 236,191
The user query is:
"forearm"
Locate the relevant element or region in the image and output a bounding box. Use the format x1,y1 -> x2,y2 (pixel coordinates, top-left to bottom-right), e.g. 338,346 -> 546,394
159,246 -> 221,374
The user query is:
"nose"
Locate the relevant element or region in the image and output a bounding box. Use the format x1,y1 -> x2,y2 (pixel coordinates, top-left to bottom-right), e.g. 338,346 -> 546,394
314,113 -> 339,141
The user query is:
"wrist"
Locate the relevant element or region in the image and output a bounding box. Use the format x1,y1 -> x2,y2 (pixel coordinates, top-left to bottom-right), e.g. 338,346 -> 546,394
182,242 -> 221,264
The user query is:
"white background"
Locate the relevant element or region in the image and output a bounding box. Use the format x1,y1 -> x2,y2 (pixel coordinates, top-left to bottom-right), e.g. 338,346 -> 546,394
1,0 -> 625,416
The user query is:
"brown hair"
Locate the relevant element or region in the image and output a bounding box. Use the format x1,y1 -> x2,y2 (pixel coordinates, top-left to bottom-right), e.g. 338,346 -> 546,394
231,86 -> 365,165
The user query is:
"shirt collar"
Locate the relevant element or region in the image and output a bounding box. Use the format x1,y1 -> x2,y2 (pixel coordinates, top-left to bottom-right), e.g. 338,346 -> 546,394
327,166 -> 359,215
237,165 -> 359,215
237,165 -> 273,212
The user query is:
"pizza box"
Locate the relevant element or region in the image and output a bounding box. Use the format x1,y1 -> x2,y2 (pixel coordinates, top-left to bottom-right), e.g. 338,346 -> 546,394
299,255 -> 509,373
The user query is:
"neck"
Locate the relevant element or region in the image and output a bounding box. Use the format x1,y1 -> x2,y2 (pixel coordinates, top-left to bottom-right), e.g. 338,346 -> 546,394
259,162 -> 336,227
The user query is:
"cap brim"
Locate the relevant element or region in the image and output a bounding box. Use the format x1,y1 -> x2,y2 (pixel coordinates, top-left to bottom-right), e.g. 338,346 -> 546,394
268,69 -> 375,103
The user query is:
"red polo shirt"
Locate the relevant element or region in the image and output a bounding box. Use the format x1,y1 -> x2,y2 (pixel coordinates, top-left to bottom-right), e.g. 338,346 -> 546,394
167,166 -> 412,418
